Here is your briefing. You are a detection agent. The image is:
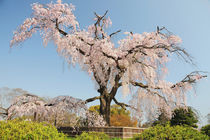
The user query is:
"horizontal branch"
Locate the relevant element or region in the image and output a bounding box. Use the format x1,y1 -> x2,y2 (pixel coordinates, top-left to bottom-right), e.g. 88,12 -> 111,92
130,81 -> 149,89
85,96 -> 102,104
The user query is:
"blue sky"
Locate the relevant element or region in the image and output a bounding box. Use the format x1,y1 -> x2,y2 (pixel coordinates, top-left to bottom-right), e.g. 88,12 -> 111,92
0,0 -> 210,125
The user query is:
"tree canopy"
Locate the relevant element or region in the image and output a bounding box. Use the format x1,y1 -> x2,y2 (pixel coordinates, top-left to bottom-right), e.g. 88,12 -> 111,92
10,0 -> 206,125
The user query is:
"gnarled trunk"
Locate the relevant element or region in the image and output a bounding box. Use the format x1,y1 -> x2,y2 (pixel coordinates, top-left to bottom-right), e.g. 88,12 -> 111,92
99,96 -> 111,126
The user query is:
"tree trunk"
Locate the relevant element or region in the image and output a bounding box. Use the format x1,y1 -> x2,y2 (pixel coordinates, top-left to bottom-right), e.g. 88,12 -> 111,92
99,96 -> 111,126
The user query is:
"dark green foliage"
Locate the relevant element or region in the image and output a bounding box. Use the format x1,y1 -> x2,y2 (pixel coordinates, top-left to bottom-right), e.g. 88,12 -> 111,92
75,132 -> 109,140
133,123 -> 209,140
170,107 -> 198,128
0,119 -> 67,140
201,124 -> 210,137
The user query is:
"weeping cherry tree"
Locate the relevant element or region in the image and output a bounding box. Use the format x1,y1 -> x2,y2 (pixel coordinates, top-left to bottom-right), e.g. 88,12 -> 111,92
10,0 -> 206,125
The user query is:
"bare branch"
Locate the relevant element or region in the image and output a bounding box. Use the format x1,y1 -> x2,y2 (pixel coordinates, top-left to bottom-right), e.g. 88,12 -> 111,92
93,11 -> 108,39
171,71 -> 207,88
109,30 -> 121,37
94,10 -> 108,20
85,96 -> 102,103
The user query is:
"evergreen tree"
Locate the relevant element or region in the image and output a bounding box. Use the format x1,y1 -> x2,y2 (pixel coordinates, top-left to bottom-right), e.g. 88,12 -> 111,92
170,107 -> 198,128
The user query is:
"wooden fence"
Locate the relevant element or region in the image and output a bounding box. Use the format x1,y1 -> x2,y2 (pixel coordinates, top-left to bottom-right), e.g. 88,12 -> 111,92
58,126 -> 145,139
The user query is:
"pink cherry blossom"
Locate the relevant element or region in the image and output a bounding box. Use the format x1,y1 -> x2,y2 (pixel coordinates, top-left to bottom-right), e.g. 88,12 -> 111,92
10,1 -> 206,124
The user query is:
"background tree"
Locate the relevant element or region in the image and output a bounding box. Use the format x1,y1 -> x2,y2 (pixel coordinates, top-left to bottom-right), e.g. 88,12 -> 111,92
10,0 -> 206,125
110,104 -> 138,127
0,91 -> 106,127
89,105 -> 137,127
0,87 -> 24,119
170,107 -> 199,128
152,108 -> 170,126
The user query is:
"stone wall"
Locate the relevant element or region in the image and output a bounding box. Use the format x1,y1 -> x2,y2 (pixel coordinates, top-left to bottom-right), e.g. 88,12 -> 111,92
58,126 -> 145,139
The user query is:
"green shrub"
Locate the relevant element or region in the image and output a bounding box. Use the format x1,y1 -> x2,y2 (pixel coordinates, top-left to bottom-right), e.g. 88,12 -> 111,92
201,124 -> 210,137
170,107 -> 199,128
75,132 -> 109,140
133,123 -> 209,140
0,119 -> 67,140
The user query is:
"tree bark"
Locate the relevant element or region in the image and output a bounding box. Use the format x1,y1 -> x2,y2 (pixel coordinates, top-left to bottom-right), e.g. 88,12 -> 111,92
99,95 -> 111,126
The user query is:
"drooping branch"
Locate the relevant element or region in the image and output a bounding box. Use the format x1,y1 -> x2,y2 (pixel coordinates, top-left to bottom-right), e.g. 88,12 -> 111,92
113,97 -> 136,110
